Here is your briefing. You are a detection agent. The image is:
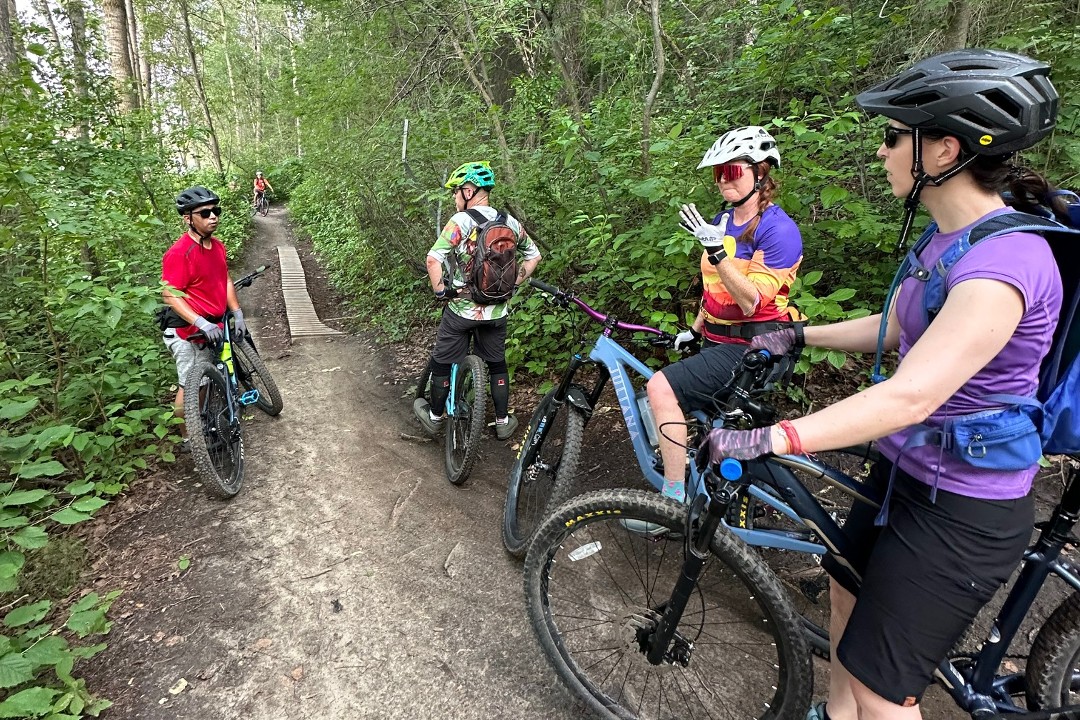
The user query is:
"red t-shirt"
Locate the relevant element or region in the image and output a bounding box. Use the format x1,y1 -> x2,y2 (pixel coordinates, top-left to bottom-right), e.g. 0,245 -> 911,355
162,233 -> 230,340
254,178 -> 267,191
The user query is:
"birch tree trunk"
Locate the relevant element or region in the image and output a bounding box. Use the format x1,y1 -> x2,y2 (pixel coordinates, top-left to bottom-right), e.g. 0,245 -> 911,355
62,0 -> 90,138
179,0 -> 223,173
102,0 -> 139,111
641,0 -> 664,174
0,0 -> 16,74
124,0 -> 143,105
31,0 -> 63,59
218,1 -> 241,149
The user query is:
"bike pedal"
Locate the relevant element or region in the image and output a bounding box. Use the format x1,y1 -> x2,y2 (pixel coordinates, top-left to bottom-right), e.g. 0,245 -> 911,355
239,389 -> 261,406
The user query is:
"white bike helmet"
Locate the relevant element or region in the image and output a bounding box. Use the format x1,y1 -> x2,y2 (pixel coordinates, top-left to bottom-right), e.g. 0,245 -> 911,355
698,126 -> 781,169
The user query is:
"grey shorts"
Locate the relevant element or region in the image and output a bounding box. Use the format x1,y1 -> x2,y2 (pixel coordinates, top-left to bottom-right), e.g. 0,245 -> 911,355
163,331 -> 212,387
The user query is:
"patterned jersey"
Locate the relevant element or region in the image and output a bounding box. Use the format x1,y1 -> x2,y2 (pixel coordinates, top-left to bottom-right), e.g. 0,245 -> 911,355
699,204 -> 803,343
427,206 -> 541,321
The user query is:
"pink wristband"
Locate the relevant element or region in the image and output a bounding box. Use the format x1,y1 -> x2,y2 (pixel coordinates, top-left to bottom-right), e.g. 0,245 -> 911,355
777,420 -> 803,455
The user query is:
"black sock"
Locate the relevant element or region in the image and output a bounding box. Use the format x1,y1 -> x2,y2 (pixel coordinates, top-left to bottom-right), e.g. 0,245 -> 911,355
430,374 -> 450,416
490,373 -> 510,418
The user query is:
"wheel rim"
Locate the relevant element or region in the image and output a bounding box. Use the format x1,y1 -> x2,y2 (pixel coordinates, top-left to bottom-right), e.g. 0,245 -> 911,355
201,378 -> 242,491
511,403 -> 566,543
537,510 -> 792,719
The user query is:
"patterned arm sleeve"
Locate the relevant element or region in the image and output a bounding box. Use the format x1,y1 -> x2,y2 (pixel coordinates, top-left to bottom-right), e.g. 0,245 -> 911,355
745,218 -> 803,303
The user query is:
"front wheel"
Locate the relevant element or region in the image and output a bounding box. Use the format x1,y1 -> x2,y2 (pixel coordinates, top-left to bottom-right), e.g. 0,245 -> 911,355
502,390 -> 585,558
524,489 -> 813,719
183,361 -> 244,499
234,337 -> 283,415
445,355 -> 487,486
1026,590 -> 1080,709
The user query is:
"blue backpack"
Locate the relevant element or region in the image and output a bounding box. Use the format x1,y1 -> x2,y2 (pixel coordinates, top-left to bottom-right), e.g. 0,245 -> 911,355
873,191 -> 1080,469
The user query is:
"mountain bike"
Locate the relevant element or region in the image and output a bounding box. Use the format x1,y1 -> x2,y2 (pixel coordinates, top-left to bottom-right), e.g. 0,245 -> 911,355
524,349 -> 1080,720
415,353 -> 488,486
506,279 -> 860,642
184,266 -> 280,498
254,191 -> 270,217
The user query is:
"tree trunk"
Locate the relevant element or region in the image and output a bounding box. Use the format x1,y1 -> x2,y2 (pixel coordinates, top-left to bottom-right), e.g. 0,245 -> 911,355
285,11 -> 302,157
5,0 -> 22,59
218,1 -> 241,149
942,0 -> 975,50
641,0 -> 664,174
0,0 -> 16,74
252,0 -> 263,149
31,0 -> 63,59
178,0 -> 223,173
124,0 -> 143,105
61,0 -> 90,137
102,0 -> 138,111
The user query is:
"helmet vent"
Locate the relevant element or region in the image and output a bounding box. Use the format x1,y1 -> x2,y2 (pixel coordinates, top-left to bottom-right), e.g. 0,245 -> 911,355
980,88 -> 1023,120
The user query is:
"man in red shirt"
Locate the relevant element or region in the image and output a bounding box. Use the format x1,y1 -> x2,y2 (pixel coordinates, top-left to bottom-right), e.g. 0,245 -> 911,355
161,186 -> 246,438
252,170 -> 273,209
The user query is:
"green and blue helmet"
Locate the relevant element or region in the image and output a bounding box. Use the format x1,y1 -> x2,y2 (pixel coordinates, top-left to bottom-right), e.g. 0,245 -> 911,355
445,161 -> 495,190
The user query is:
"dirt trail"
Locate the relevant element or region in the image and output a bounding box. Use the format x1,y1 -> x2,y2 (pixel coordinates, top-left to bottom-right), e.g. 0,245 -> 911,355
84,209 -> 580,719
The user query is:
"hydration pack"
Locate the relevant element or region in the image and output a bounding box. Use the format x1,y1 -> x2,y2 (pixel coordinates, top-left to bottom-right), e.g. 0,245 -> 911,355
874,191 -> 1080,464
450,208 -> 520,305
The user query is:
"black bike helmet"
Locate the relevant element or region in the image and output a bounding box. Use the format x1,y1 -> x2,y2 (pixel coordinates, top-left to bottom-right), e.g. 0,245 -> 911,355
855,48 -> 1058,156
175,186 -> 221,215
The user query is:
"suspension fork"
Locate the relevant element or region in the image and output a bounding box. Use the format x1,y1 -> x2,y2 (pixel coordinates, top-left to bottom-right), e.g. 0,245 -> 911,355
520,355 -> 594,465
645,464 -> 744,665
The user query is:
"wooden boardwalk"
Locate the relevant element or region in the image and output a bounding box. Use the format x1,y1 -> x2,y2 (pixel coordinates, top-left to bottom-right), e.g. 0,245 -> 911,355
277,246 -> 343,339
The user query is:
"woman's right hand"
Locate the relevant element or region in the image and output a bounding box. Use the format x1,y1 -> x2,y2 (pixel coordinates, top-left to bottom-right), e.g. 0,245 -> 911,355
749,327 -> 797,355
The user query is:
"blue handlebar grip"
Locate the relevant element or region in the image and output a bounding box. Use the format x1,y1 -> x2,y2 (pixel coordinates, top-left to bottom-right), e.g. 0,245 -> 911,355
719,458 -> 743,481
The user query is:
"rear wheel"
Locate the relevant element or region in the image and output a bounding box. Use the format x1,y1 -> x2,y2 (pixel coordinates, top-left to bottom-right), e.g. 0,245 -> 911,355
445,355 -> 487,485
234,337 -> 283,415
524,489 -> 813,719
502,390 -> 585,558
1027,590 -> 1080,709
184,361 -> 244,499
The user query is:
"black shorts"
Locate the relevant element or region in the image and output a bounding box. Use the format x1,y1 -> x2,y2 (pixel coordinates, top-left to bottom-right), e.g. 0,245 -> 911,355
658,342 -> 747,413
431,307 -> 507,365
821,459 -> 1033,706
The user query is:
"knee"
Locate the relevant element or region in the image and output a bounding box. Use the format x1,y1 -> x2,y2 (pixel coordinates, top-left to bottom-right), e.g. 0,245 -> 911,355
430,361 -> 452,376
849,675 -> 912,716
647,373 -> 678,412
830,578 -> 856,619
486,360 -> 508,375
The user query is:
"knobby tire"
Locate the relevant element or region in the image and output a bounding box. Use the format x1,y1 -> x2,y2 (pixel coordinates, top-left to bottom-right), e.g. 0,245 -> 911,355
183,361 -> 244,499
445,355 -> 487,486
234,337 -> 283,415
524,488 -> 813,720
502,390 -> 585,558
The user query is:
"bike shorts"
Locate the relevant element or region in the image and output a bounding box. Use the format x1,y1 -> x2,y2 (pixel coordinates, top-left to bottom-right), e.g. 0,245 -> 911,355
163,330 -> 212,387
431,307 -> 507,365
821,458 -> 1033,707
658,342 -> 747,414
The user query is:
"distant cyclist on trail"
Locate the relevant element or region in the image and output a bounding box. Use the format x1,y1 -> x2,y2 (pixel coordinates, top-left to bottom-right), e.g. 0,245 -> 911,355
253,170 -> 273,209
709,50 -> 1065,720
647,126 -> 804,501
413,161 -> 542,441
160,187 -> 248,441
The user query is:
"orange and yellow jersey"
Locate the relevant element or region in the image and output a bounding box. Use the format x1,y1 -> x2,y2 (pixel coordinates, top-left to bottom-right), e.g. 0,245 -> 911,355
700,205 -> 803,344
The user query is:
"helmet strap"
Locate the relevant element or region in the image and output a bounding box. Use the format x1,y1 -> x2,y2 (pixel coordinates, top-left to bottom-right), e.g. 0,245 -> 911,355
897,129 -> 978,248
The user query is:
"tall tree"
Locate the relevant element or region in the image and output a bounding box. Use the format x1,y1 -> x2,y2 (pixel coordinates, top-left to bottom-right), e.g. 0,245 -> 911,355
102,0 -> 139,111
0,0 -> 15,74
641,0 -> 665,174
31,0 -> 63,59
285,10 -> 302,158
178,0 -> 223,172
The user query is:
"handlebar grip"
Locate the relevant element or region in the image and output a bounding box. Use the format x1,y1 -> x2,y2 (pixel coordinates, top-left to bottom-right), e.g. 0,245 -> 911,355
529,279 -> 561,296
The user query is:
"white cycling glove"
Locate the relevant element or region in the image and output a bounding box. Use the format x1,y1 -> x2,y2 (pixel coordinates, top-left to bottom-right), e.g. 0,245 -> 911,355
679,204 -> 728,249
674,329 -> 701,351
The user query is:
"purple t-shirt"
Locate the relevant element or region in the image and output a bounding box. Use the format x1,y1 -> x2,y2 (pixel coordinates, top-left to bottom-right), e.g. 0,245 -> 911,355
876,209 -> 1062,499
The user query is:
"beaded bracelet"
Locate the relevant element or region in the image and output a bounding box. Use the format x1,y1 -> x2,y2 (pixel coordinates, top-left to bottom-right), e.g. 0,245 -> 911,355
777,419 -> 804,455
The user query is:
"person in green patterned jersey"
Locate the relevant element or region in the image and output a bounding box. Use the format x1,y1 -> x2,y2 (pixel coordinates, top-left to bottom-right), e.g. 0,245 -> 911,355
413,161 -> 542,441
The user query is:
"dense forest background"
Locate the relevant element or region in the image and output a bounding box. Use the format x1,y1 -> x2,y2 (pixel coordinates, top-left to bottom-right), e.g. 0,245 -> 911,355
0,0 -> 1077,714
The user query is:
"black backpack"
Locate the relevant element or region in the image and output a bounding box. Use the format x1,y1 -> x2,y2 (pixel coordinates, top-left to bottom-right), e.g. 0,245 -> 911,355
449,208 -> 519,305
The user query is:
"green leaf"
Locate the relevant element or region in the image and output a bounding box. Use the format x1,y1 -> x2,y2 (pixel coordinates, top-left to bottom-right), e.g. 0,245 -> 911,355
68,593 -> 99,615
63,481 -> 94,496
71,497 -> 107,513
20,636 -> 67,666
49,508 -> 91,526
1,490 -> 49,506
0,652 -> 33,688
0,399 -> 38,421
0,685 -> 58,714
177,556 -> 190,571
4,600 -> 50,627
17,461 -> 66,479
11,526 -> 48,550
825,288 -> 857,302
0,552 -> 25,579
827,350 -> 847,370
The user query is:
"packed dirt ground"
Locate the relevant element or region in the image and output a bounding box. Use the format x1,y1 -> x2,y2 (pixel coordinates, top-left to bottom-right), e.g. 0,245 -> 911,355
77,208 -> 1077,719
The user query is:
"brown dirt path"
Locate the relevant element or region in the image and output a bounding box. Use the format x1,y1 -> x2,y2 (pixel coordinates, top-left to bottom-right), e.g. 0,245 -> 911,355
82,208 -> 582,719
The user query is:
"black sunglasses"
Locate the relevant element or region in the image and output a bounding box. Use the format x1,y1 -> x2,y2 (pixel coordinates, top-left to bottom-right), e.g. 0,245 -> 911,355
883,126 -> 915,149
193,206 -> 222,219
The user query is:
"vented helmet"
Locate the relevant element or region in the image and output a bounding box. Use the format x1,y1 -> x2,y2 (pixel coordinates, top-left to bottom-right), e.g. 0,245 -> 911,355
175,186 -> 221,215
855,48 -> 1058,155
698,126 -> 781,169
445,161 -> 496,190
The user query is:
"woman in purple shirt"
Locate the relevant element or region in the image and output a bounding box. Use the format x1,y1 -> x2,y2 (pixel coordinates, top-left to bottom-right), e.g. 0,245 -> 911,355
707,50 -> 1064,719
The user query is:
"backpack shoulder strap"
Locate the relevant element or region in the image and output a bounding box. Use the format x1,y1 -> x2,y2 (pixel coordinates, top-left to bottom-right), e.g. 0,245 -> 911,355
464,208 -> 490,228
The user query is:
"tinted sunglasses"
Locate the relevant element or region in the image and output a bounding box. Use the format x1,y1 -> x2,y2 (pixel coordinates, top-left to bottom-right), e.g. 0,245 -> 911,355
883,126 -> 915,149
194,206 -> 222,219
713,162 -> 749,183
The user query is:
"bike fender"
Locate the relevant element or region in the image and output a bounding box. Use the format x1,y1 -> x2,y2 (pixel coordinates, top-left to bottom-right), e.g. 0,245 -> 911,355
566,385 -> 593,420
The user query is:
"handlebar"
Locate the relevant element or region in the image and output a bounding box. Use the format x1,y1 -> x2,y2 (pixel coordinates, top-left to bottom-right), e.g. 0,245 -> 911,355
234,265 -> 268,290
527,278 -> 676,345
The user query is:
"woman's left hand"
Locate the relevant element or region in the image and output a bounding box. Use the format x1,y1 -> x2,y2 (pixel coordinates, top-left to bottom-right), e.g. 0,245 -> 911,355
705,426 -> 775,461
